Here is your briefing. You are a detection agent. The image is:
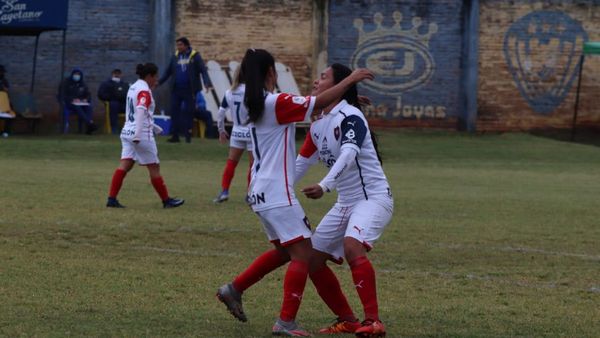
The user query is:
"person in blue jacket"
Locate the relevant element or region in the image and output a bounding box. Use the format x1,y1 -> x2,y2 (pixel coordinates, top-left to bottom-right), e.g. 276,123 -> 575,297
159,37 -> 213,143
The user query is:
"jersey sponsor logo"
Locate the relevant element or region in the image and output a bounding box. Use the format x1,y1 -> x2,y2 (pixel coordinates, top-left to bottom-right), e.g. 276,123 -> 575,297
334,126 -> 340,140
292,96 -> 307,105
345,129 -> 356,141
247,192 -> 266,205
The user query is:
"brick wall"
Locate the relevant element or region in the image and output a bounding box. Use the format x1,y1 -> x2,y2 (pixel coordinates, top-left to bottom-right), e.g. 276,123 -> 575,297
478,1 -> 600,131
174,0 -> 316,95
0,0 -> 151,130
327,0 -> 465,128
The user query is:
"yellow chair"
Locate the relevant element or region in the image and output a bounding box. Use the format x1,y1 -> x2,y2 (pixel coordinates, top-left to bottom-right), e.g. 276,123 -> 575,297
194,118 -> 206,139
104,101 -> 126,134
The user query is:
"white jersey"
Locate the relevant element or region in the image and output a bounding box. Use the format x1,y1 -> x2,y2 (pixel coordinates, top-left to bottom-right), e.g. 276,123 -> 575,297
299,100 -> 390,205
121,79 -> 155,141
218,84 -> 252,149
247,92 -> 316,212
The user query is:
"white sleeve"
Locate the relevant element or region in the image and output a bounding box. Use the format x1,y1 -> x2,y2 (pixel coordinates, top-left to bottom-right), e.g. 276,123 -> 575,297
133,106 -> 146,141
318,147 -> 358,193
295,153 -> 318,184
217,106 -> 227,133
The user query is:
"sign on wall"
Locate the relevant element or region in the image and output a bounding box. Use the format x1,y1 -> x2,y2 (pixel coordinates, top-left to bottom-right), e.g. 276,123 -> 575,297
503,10 -> 588,115
328,0 -> 464,121
0,0 -> 68,33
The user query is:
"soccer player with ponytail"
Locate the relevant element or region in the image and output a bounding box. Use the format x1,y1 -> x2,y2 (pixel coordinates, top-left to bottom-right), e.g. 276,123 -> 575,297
106,63 -> 184,209
216,49 -> 373,336
295,63 -> 392,337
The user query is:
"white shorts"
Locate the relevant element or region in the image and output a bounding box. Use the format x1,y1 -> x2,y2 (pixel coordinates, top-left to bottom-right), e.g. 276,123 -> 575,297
312,194 -> 393,262
255,204 -> 312,246
120,137 -> 159,165
230,126 -> 252,151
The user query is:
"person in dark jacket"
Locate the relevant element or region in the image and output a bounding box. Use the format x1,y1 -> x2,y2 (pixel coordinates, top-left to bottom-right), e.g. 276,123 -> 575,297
58,68 -> 98,134
159,37 -> 213,143
98,69 -> 129,134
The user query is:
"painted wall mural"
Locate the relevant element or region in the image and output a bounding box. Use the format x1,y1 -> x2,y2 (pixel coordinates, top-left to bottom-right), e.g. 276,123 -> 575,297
503,10 -> 588,114
328,1 -> 463,121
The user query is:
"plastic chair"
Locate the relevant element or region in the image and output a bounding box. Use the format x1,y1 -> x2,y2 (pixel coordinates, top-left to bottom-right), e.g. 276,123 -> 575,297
104,101 -> 126,134
194,119 -> 206,138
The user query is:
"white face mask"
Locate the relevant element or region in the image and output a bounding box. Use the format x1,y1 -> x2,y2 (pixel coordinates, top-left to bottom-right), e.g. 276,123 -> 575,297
72,74 -> 81,82
112,77 -> 121,82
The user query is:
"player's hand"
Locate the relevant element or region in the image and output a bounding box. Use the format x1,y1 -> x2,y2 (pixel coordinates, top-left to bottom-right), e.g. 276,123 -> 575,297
219,131 -> 229,144
358,95 -> 372,106
301,184 -> 324,199
349,68 -> 374,83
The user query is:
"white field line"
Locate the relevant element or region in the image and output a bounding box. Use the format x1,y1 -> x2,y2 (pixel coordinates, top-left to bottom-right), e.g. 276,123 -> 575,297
432,243 -> 600,262
378,269 -> 600,293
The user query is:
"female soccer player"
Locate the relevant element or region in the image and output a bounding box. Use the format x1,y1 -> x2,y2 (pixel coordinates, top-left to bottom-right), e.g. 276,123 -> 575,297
106,63 -> 184,209
216,49 -> 373,337
213,67 -> 253,203
295,63 -> 393,337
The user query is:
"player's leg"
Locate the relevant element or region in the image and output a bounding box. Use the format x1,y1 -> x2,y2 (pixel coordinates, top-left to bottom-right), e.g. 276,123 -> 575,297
137,140 -> 183,208
246,150 -> 254,188
310,205 -> 360,333
214,146 -> 245,203
344,196 -> 393,337
107,158 -> 134,208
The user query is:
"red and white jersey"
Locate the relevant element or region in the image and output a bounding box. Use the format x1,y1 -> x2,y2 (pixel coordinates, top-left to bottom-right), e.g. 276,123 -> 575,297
299,100 -> 390,205
121,79 -> 155,141
247,92 -> 315,211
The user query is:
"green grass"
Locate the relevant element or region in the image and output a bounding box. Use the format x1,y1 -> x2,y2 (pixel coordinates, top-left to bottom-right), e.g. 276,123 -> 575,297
1,131 -> 599,337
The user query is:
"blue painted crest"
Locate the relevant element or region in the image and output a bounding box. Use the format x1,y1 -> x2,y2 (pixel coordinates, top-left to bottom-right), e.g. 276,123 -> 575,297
503,11 -> 588,114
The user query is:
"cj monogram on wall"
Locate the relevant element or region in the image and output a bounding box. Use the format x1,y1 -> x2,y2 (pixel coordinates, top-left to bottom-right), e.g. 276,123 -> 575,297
350,11 -> 447,119
503,10 -> 588,115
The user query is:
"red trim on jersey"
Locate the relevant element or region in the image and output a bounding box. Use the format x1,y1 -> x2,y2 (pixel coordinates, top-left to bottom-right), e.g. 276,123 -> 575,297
283,126 -> 292,206
299,131 -> 317,158
137,90 -> 151,109
275,94 -> 311,124
280,235 -> 306,247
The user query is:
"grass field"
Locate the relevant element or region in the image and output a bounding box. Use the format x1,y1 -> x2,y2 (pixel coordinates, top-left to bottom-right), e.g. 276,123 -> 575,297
1,131 -> 599,337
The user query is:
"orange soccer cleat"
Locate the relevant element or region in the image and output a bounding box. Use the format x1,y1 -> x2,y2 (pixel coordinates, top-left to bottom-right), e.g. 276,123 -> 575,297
355,319 -> 386,337
318,318 -> 362,334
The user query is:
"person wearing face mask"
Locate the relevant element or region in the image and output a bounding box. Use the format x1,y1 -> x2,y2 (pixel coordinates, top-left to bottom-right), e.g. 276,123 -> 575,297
58,68 -> 98,134
98,69 -> 130,134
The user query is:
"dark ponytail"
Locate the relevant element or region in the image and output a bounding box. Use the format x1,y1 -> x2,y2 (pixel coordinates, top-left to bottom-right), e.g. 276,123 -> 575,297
330,63 -> 383,164
136,63 -> 158,79
242,49 -> 275,123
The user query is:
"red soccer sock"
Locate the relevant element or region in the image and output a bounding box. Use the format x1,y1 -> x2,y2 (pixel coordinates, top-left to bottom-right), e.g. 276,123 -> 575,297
349,256 -> 379,321
150,176 -> 169,201
221,159 -> 238,191
280,260 -> 309,322
310,265 -> 357,322
232,249 -> 289,293
109,168 -> 127,198
246,160 -> 252,188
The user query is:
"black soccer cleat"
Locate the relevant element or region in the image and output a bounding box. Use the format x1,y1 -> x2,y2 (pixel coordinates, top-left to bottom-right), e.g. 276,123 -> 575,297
163,197 -> 184,208
106,197 -> 125,208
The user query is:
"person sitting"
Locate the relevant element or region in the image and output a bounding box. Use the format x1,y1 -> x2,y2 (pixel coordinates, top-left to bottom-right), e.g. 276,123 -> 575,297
194,91 -> 217,138
58,68 -> 98,134
98,69 -> 129,134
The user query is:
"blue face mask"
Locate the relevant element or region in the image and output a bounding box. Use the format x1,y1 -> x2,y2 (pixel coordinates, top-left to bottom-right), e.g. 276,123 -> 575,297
72,74 -> 81,82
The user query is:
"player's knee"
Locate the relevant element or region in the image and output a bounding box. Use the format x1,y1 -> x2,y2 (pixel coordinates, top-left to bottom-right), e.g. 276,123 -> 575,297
343,237 -> 366,262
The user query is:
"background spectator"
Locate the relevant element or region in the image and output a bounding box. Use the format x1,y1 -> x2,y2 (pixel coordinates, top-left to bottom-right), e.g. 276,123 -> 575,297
98,69 -> 130,134
0,64 -> 14,137
194,91 -> 216,138
159,37 -> 212,143
58,68 -> 98,134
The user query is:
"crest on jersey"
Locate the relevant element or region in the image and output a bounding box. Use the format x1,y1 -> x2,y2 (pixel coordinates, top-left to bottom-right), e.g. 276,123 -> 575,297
292,96 -> 307,105
334,126 -> 340,140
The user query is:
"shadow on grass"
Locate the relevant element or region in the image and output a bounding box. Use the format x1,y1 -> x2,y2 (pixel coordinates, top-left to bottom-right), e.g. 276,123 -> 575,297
529,127 -> 600,147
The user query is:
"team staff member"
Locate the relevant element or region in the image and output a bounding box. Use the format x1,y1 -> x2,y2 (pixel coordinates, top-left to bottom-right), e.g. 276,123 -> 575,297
213,67 -> 253,203
106,63 -> 184,209
159,37 -> 213,143
296,63 -> 392,337
216,49 -> 373,337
